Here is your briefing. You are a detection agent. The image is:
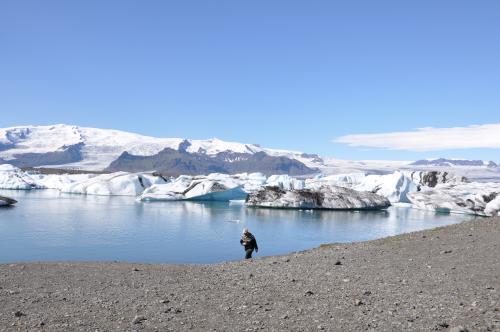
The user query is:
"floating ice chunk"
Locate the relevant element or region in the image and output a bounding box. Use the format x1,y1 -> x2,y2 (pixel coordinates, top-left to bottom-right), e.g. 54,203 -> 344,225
61,172 -> 164,196
408,182 -> 500,216
485,195 -> 500,216
140,176 -> 247,201
305,173 -> 366,190
0,164 -> 40,190
353,171 -> 417,203
266,174 -> 305,190
27,173 -> 95,190
246,185 -> 391,210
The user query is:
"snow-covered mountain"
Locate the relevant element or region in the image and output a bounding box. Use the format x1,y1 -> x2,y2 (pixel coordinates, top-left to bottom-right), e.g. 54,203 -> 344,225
0,124 -> 322,175
410,158 -> 498,168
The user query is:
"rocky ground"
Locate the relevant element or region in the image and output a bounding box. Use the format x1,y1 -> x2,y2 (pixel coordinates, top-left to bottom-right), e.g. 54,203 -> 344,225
1,218 -> 499,331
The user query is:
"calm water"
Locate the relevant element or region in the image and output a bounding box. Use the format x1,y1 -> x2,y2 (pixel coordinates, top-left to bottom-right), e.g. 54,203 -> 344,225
0,189 -> 476,264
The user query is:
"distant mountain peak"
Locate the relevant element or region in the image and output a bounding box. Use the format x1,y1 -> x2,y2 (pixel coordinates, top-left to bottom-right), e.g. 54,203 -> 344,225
410,158 -> 497,168
0,124 -> 321,175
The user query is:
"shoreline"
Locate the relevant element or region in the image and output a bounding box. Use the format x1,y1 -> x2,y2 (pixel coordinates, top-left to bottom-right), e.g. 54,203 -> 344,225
1,218 -> 499,331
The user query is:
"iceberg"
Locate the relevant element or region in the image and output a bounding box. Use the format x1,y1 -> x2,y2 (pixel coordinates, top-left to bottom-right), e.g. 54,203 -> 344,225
353,171 -> 417,203
140,173 -> 253,201
404,171 -> 468,188
245,185 -> 391,210
61,172 -> 166,196
27,173 -> 95,190
0,164 -> 40,190
265,174 -> 305,190
305,173 -> 366,190
407,182 -> 500,216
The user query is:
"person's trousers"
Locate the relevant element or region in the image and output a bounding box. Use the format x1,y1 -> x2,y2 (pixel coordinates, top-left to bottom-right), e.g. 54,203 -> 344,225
245,249 -> 254,259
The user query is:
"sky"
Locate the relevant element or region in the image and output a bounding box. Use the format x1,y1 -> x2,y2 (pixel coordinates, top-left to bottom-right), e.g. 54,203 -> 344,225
1,1 -> 499,161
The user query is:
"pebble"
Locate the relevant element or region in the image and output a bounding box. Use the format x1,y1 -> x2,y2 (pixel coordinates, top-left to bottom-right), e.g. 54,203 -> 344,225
354,299 -> 363,306
304,291 -> 314,296
449,326 -> 468,332
132,315 -> 146,324
334,261 -> 342,266
13,311 -> 25,317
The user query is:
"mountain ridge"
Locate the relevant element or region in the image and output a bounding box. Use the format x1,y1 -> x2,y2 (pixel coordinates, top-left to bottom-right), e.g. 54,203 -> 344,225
0,124 -> 321,175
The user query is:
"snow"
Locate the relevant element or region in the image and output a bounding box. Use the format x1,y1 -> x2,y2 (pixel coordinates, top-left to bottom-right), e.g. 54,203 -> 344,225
246,186 -> 391,210
0,124 -> 323,171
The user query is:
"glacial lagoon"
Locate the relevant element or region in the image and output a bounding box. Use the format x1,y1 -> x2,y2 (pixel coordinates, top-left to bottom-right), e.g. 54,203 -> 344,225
0,189 -> 477,264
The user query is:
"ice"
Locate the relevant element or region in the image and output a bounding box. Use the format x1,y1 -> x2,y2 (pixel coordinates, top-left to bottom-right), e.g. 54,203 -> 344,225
408,182 -> 500,216
266,174 -> 305,190
305,173 -> 366,190
28,173 -> 95,190
353,172 -> 417,203
485,195 -> 500,216
246,186 -> 391,210
140,173 -> 258,201
61,172 -> 166,196
0,164 -> 40,190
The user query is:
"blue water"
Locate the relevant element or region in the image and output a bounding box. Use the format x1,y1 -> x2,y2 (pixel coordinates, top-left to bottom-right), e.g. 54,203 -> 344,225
0,189 -> 477,264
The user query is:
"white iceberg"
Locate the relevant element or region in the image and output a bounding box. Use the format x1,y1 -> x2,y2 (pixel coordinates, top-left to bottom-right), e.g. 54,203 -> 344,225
61,172 -> 166,196
0,164 -> 41,190
353,171 -> 417,203
265,174 -> 305,190
407,182 -> 500,216
485,195 -> 500,216
305,173 -> 366,190
140,173 -> 252,201
27,173 -> 95,190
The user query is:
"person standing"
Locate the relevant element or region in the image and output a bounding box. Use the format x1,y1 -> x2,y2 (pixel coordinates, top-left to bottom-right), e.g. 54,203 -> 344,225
240,228 -> 258,259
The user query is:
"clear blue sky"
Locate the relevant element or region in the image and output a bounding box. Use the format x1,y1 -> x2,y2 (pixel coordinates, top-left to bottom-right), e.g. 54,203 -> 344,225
1,1 -> 499,160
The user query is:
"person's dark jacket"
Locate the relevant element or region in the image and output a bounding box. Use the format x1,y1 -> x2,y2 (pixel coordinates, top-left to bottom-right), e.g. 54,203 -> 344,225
240,233 -> 258,252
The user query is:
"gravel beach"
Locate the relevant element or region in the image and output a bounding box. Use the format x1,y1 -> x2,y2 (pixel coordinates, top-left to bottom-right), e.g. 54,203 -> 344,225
1,217 -> 499,331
